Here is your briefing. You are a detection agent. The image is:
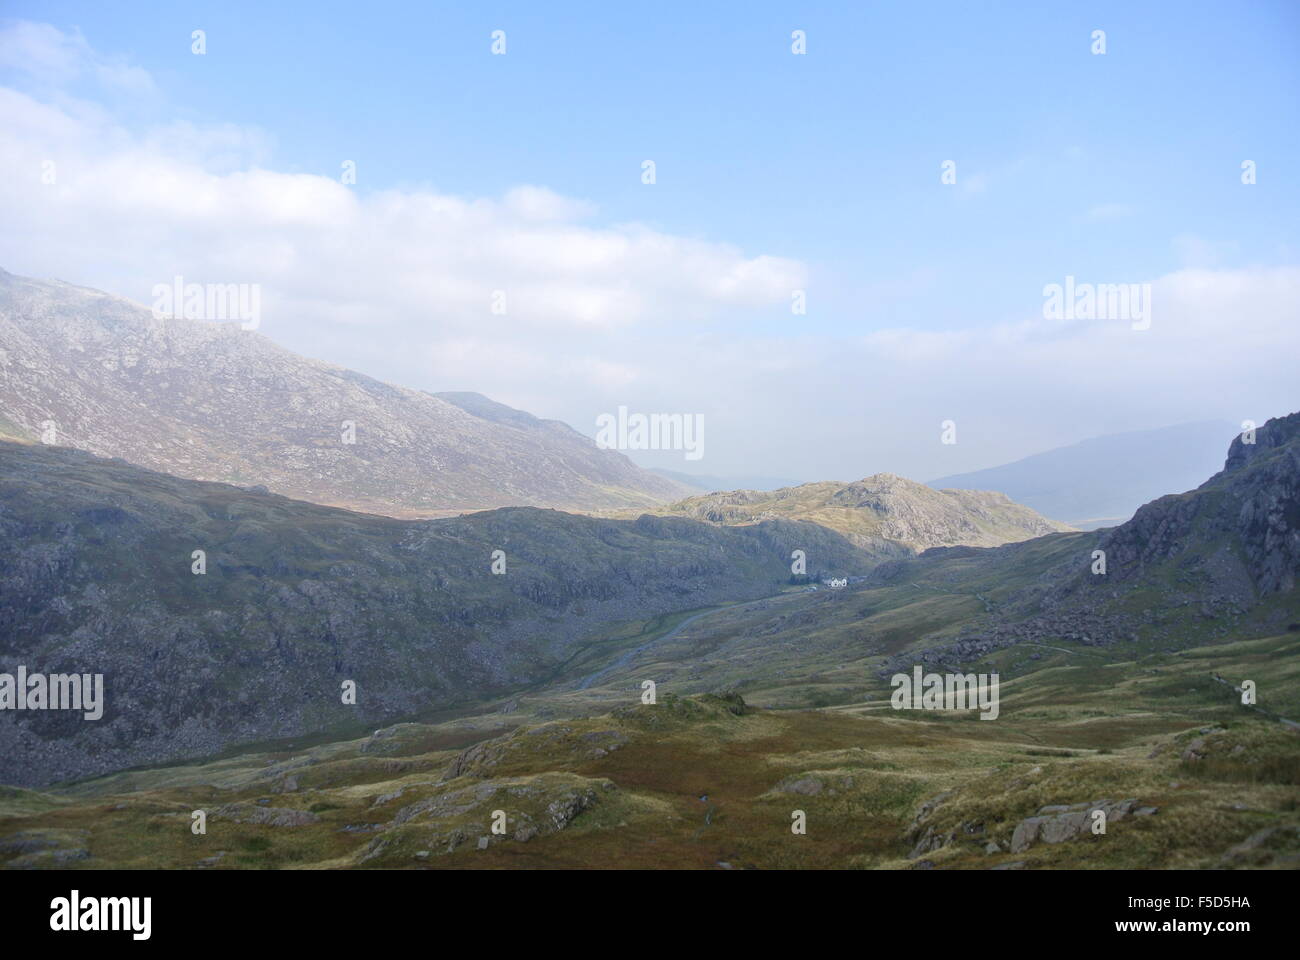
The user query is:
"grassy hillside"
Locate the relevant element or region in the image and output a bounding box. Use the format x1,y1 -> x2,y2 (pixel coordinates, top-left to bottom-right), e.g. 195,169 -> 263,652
3,631 -> 1295,870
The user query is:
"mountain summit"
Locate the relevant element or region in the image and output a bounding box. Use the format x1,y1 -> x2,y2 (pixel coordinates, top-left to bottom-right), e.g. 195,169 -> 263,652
631,473 -> 1072,559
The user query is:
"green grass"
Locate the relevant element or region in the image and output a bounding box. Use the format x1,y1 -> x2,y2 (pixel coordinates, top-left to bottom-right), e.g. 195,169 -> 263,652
5,628 -> 1296,870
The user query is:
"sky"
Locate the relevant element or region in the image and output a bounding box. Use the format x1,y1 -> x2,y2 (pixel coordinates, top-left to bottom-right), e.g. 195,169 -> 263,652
1,1 -> 1297,482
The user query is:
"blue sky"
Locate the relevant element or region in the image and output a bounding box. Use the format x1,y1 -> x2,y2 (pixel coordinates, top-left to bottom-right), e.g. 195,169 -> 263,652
1,2 -> 1297,480
11,0 -> 1297,330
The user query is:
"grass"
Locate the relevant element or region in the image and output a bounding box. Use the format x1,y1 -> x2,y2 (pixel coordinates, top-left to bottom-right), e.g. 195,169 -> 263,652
5,628 -> 1296,870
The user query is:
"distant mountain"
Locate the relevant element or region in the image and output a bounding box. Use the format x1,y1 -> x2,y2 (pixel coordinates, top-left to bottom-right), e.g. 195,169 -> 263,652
630,473 -> 1072,560
0,439 -> 876,787
650,468 -> 799,493
0,269 -> 694,516
928,420 -> 1239,528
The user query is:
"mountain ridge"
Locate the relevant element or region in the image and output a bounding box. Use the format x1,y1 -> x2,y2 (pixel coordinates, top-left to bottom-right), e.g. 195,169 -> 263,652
0,270 -> 694,517
0,439 -> 874,787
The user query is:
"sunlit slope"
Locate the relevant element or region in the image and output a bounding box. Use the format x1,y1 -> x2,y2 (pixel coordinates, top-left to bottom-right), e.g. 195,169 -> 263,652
628,474 -> 1072,560
4,632 -> 1295,870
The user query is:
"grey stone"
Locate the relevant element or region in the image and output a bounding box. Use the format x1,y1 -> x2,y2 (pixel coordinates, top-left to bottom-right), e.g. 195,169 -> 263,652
782,777 -> 824,796
1010,817 -> 1044,854
213,803 -> 320,827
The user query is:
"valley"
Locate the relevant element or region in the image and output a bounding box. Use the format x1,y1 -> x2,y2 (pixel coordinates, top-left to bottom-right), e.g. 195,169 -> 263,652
2,409 -> 1297,869
1,270 -> 1297,869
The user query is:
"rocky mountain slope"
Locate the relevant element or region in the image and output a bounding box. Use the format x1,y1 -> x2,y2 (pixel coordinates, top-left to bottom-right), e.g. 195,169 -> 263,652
0,269 -> 693,516
867,413 -> 1300,676
1095,412 -> 1300,596
629,474 -> 1072,560
0,440 -> 873,787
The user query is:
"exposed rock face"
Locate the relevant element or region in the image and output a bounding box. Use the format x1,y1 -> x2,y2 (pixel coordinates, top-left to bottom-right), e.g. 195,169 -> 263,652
905,791 -> 955,858
632,473 -> 1072,560
874,412 -> 1300,672
779,777 -> 825,796
0,269 -> 693,516
0,442 -> 874,788
546,787 -> 599,831
362,772 -> 610,863
1098,412 -> 1300,597
1009,799 -> 1139,853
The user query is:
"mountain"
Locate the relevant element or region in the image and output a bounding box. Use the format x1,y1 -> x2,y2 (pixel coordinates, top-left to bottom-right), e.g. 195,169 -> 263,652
928,420 -> 1239,528
0,440 -> 875,787
630,474 -> 1072,560
0,269 -> 694,516
867,411 -> 1300,677
1086,410 -> 1300,599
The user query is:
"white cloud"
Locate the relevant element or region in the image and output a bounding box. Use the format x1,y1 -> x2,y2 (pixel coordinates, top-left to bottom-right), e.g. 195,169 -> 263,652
0,20 -> 157,96
501,185 -> 595,222
0,42 -> 805,344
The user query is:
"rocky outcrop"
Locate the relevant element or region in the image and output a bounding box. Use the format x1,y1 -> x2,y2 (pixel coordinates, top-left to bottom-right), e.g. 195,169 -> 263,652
365,773 -> 611,864
1097,413 -> 1300,596
905,791 -> 956,858
1009,799 -> 1151,853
